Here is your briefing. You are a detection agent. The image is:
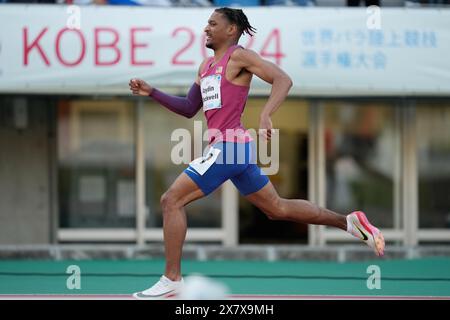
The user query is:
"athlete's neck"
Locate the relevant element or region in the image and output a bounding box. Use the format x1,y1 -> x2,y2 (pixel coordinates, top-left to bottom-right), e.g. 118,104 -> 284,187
212,42 -> 238,64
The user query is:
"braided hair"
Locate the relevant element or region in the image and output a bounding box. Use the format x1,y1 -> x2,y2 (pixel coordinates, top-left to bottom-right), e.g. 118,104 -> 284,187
215,7 -> 257,38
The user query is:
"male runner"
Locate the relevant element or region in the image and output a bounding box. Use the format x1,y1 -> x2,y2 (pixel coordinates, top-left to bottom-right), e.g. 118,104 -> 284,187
129,7 -> 385,299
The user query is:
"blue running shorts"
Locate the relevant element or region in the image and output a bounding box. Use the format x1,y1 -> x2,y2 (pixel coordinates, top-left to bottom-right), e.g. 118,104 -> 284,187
184,141 -> 270,196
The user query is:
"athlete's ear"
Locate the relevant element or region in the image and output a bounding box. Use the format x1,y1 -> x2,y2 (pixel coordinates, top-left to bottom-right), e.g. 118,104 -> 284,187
227,24 -> 238,37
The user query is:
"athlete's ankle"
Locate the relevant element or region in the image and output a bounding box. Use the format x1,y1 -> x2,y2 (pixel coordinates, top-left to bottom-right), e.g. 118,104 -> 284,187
164,273 -> 182,282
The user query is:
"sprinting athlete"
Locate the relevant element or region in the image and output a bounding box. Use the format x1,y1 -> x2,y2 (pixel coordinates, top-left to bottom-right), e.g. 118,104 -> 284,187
129,7 -> 385,299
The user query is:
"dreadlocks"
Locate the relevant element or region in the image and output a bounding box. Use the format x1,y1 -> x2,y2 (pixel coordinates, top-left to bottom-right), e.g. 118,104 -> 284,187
215,7 -> 257,38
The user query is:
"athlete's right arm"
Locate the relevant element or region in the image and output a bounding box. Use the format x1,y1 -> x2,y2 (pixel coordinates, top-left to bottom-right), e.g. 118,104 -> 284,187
128,59 -> 207,119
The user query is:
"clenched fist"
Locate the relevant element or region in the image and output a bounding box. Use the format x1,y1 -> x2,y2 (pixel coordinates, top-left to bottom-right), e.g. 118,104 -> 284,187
129,78 -> 153,96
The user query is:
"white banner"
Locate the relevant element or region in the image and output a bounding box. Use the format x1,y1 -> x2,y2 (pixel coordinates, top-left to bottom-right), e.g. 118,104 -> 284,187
0,5 -> 449,96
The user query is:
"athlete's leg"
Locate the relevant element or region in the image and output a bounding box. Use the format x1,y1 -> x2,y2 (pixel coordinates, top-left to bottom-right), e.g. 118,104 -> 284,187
160,172 -> 205,281
243,179 -> 384,256
161,142 -> 249,281
134,144 -> 239,298
244,180 -> 347,230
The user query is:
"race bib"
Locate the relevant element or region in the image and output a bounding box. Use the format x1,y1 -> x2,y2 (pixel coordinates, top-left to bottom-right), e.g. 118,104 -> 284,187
189,147 -> 221,176
201,74 -> 222,111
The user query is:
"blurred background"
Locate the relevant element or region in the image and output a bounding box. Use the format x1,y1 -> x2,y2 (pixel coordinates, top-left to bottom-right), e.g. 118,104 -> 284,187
0,0 -> 449,264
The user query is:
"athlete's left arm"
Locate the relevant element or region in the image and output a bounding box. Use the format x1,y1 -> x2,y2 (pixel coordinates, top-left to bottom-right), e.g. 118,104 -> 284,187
233,48 -> 293,140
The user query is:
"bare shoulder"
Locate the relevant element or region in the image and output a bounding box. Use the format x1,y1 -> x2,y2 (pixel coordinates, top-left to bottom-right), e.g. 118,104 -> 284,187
230,47 -> 262,67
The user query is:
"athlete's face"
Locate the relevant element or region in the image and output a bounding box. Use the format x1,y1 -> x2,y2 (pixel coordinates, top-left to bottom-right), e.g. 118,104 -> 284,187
204,12 -> 236,50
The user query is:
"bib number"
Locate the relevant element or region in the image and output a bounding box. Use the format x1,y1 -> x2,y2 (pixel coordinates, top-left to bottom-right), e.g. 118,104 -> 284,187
189,147 -> 221,176
201,74 -> 222,111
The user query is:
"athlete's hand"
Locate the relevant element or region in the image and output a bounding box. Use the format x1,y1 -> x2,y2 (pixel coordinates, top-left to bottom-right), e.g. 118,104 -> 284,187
129,78 -> 153,96
259,115 -> 273,141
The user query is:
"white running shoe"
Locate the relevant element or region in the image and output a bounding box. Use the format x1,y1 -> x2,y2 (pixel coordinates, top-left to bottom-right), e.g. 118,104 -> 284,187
133,275 -> 184,299
347,211 -> 385,257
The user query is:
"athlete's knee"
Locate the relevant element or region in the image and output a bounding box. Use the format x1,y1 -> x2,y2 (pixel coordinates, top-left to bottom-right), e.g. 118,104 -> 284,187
263,197 -> 288,221
160,190 -> 180,213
